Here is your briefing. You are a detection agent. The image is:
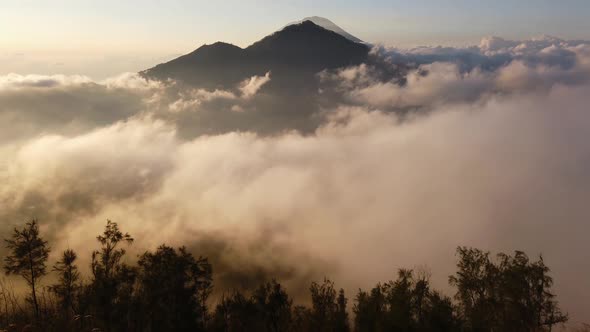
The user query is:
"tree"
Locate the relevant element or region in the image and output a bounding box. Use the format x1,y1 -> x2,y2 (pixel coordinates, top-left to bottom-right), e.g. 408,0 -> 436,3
91,220 -> 134,282
496,251 -> 568,331
335,288 -> 350,332
354,269 -> 457,332
210,280 -> 291,332
449,247 -> 500,331
310,278 -> 338,331
136,245 -> 213,332
211,290 -> 258,332
423,290 -> 456,331
252,279 -> 292,332
90,220 -> 134,332
353,284 -> 387,332
3,220 -> 50,324
386,269 -> 414,331
412,270 -> 430,328
450,247 -> 568,332
50,249 -> 80,315
291,305 -> 312,332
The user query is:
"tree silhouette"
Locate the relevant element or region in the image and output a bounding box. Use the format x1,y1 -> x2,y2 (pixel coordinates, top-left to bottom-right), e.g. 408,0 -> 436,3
335,288 -> 350,332
136,245 -> 213,332
310,278 -> 338,331
3,220 -> 50,324
210,280 -> 292,332
353,269 -> 457,332
49,249 -> 80,320
0,220 -> 571,332
90,220 -> 134,332
449,247 -> 500,331
211,290 -> 259,332
353,284 -> 387,332
252,279 -> 292,332
450,246 -> 568,331
386,269 -> 414,330
291,305 -> 312,332
423,290 -> 456,331
497,251 -> 568,331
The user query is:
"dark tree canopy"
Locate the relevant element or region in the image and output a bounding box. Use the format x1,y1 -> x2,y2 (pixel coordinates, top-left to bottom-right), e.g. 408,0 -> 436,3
335,288 -> 351,332
92,220 -> 134,281
50,249 -> 80,312
450,246 -> 568,332
3,220 -> 50,324
210,279 -> 292,332
135,245 -> 213,332
353,269 -> 457,332
90,220 -> 135,332
310,278 -> 338,331
0,220 -> 570,332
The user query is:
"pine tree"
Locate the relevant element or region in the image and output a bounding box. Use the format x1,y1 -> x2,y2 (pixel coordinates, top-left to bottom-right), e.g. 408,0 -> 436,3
50,249 -> 80,314
91,220 -> 134,332
3,220 -> 50,324
335,288 -> 350,332
136,245 -> 213,332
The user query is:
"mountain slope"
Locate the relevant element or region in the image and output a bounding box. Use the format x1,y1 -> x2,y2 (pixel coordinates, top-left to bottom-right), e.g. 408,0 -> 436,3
143,42 -> 250,88
142,20 -> 369,88
248,20 -> 368,71
285,16 -> 363,43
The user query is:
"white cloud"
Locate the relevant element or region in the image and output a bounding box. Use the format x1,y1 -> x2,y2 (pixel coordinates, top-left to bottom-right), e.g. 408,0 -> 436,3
1,83 -> 590,320
1,35 -> 590,322
239,71 -> 271,98
322,36 -> 590,110
101,72 -> 164,90
0,73 -> 93,90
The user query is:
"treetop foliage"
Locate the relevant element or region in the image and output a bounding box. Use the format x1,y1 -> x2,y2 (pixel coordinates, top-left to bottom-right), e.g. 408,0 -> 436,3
1,221 -> 570,332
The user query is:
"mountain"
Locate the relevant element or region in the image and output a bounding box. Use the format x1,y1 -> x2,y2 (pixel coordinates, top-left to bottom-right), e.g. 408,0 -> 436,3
140,19 -> 372,135
285,16 -> 363,43
144,42 -> 250,88
247,20 -> 368,72
142,20 -> 369,88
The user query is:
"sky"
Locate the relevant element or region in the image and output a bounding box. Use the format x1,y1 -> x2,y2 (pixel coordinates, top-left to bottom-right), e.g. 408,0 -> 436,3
2,0 -> 590,78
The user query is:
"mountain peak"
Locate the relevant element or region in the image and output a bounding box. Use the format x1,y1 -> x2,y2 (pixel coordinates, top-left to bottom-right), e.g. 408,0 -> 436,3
246,20 -> 369,71
142,18 -> 369,87
287,16 -> 363,43
193,42 -> 242,54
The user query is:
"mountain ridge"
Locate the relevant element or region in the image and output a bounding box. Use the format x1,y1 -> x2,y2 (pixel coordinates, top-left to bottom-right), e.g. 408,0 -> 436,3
285,16 -> 363,43
142,19 -> 369,88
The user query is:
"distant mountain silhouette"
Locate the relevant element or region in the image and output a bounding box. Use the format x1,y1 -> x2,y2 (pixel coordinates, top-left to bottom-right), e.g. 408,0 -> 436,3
285,16 -> 363,43
143,42 -> 250,89
140,19 -> 373,136
142,20 -> 369,89
248,20 -> 368,71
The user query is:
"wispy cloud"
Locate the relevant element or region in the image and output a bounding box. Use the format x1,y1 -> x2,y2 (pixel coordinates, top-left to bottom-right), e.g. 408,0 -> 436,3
1,36 -> 589,321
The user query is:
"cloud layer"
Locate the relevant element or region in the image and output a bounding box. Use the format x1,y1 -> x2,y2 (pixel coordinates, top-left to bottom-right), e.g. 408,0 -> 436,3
321,36 -> 590,111
1,36 -> 590,322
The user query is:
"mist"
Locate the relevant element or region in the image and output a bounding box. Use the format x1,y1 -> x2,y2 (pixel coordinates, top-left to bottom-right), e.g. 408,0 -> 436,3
1,36 -> 590,323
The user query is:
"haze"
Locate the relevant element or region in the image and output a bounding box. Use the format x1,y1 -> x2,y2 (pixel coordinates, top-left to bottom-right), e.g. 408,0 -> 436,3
1,2 -> 590,331
2,0 -> 590,78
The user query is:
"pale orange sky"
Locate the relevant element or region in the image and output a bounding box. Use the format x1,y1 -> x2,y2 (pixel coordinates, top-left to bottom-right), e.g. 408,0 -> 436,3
1,0 -> 589,78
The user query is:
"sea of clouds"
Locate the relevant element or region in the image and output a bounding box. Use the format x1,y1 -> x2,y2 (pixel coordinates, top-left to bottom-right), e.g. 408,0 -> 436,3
1,36 -> 589,324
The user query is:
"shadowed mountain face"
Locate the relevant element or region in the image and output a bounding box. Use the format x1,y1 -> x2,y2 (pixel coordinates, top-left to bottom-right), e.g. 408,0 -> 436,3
140,20 -> 372,135
145,42 -> 249,89
142,20 -> 369,89
249,20 -> 368,71
286,16 -> 364,43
